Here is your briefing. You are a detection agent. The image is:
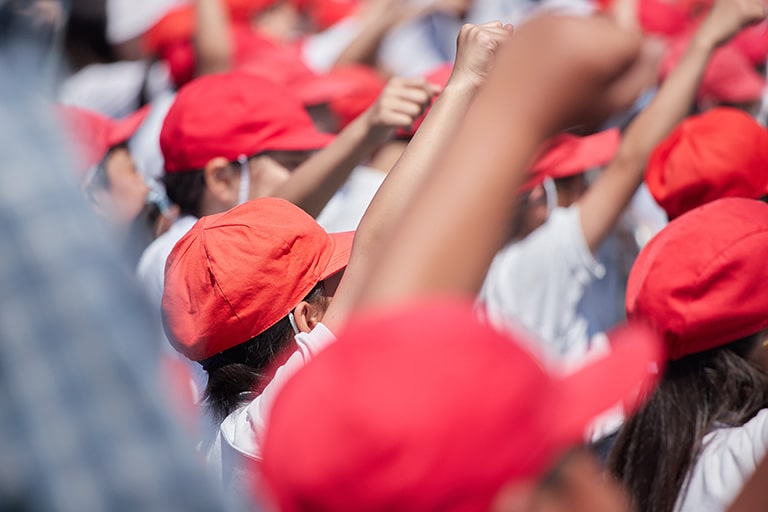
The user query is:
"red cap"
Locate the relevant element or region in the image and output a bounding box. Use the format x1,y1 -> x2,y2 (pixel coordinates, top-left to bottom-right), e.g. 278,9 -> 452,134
638,0 -> 693,37
162,197 -> 353,361
627,197 -> 768,360
262,298 -> 663,511
521,128 -> 620,190
662,38 -> 765,104
160,72 -> 333,173
143,0 -> 277,55
731,21 -> 768,66
326,65 -> 387,129
645,108 -> 768,220
58,105 -> 150,173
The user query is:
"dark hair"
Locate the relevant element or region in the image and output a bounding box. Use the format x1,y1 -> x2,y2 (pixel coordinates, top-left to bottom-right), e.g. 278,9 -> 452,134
162,170 -> 206,218
608,333 -> 768,512
201,282 -> 327,423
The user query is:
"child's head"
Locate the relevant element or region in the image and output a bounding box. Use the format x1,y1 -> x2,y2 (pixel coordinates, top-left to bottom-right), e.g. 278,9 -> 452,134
627,197 -> 768,360
159,72 -> 333,218
512,129 -> 620,239
645,107 -> 768,220
261,298 -> 662,511
161,197 -> 352,418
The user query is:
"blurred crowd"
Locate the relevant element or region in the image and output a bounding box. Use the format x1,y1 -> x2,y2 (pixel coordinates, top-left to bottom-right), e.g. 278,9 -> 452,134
3,0 -> 768,510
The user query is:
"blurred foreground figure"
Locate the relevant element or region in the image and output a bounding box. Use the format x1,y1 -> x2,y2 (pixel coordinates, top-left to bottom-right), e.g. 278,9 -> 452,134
0,7 -> 249,512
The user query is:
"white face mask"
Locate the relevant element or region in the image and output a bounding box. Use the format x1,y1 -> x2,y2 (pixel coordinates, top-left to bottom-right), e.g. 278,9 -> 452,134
237,155 -> 250,206
288,310 -> 300,336
541,176 -> 558,215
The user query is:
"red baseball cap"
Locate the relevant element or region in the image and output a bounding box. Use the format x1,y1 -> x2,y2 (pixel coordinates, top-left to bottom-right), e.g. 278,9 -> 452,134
731,21 -> 768,66
234,34 -> 379,108
661,38 -> 765,104
160,72 -> 333,173
58,105 -> 150,173
143,0 -> 278,55
162,197 -> 353,361
627,197 -> 768,360
521,128 -> 620,190
645,108 -> 768,220
638,0 -> 693,37
326,65 -> 387,129
262,298 -> 663,511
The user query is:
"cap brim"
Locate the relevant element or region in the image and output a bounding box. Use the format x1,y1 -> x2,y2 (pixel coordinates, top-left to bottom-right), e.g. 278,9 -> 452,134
323,231 -> 354,279
108,105 -> 151,147
268,126 -> 335,153
542,323 -> 664,452
551,128 -> 620,179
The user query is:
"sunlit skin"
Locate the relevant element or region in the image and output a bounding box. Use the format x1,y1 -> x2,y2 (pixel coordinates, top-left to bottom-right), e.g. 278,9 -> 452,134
492,449 -> 635,512
244,155 -> 293,200
92,147 -> 150,224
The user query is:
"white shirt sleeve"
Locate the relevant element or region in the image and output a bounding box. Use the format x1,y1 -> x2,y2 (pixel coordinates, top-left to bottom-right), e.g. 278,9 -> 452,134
479,206 -> 605,361
220,323 -> 337,461
675,409 -> 768,512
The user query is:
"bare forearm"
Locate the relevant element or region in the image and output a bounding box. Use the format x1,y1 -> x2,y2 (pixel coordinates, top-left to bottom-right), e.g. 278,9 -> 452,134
356,79 -> 478,254
195,0 -> 233,77
273,114 -> 379,218
322,79 -> 481,329
355,15 -> 644,308
620,39 -> 712,165
579,33 -> 714,251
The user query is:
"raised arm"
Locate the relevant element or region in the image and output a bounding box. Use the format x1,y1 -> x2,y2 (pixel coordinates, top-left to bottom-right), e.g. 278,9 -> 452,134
726,451 -> 768,512
194,0 -> 234,77
333,0 -> 474,68
578,0 -> 766,252
352,14 -> 648,308
271,76 -> 436,217
323,21 -> 512,330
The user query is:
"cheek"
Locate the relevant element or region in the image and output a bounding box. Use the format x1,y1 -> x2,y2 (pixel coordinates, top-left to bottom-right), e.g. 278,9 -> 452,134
249,164 -> 291,199
105,157 -> 150,221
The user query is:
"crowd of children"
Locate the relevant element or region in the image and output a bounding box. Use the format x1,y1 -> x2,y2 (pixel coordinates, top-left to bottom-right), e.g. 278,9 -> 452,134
4,0 -> 768,510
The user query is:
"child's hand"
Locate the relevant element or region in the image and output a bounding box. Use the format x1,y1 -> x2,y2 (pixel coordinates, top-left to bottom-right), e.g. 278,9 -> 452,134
450,21 -> 513,90
363,77 -> 439,143
696,0 -> 767,49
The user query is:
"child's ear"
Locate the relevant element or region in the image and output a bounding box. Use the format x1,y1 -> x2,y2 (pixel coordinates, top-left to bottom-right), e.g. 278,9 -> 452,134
292,300 -> 325,333
203,157 -> 238,204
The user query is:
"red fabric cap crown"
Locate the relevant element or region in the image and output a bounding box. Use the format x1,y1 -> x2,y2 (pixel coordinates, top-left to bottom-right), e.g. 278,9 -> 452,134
143,0 -> 278,54
326,65 -> 386,129
731,21 -> 768,66
160,72 -> 333,172
162,197 -> 353,361
661,38 -> 765,104
262,298 -> 663,511
627,197 -> 768,360
646,108 -> 768,220
638,0 -> 693,37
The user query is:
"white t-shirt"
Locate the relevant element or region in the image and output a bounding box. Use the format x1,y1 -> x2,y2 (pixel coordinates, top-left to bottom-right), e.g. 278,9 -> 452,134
675,409 -> 768,512
315,165 -> 385,233
199,323 -> 336,494
479,206 -> 610,365
58,61 -> 173,120
136,215 -> 208,400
